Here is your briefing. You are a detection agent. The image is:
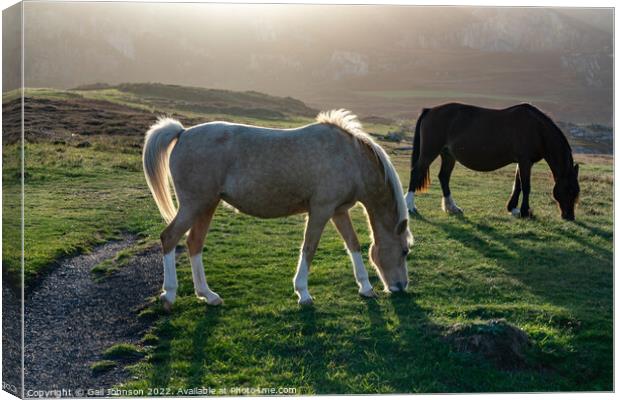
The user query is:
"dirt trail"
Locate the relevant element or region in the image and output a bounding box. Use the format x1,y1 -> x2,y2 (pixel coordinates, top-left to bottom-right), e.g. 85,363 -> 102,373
3,236 -> 165,395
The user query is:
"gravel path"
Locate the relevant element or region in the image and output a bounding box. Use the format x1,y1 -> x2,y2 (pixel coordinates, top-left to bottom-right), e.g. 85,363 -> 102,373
2,277 -> 22,397
15,236 -> 164,395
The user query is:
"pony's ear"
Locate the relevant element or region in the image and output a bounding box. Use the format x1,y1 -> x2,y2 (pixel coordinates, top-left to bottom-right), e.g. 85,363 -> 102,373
395,219 -> 408,235
574,163 -> 579,177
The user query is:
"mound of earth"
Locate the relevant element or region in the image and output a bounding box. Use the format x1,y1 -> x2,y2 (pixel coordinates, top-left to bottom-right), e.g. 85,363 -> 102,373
444,319 -> 531,370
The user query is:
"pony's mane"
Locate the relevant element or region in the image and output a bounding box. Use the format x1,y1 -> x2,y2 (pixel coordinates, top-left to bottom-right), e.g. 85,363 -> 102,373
316,109 -> 410,234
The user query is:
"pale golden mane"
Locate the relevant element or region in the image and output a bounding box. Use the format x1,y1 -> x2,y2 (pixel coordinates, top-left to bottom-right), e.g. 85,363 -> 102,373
316,109 -> 410,233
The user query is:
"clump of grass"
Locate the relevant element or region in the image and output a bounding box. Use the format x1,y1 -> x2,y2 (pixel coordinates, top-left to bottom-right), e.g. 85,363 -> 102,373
141,333 -> 159,346
103,343 -> 144,362
91,360 -> 117,376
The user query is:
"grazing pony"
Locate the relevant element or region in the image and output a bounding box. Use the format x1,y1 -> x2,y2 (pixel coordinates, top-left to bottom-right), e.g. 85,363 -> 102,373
405,103 -> 580,220
143,110 -> 412,309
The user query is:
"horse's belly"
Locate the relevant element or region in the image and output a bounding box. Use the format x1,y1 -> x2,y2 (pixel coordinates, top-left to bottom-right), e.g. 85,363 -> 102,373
448,143 -> 515,172
456,157 -> 513,172
220,179 -> 310,218
223,195 -> 308,218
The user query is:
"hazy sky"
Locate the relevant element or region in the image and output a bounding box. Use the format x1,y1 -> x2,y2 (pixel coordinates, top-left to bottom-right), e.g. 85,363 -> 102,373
2,2 -> 613,123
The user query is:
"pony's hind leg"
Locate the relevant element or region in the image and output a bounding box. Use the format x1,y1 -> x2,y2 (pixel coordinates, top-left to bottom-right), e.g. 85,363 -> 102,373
186,203 -> 222,306
438,152 -> 462,214
406,161 -> 431,214
507,165 -> 522,217
159,205 -> 201,310
332,211 -> 376,298
407,146 -> 441,214
294,210 -> 332,305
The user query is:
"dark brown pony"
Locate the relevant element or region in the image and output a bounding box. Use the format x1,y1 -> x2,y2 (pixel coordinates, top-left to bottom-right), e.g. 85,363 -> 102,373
405,103 -> 580,220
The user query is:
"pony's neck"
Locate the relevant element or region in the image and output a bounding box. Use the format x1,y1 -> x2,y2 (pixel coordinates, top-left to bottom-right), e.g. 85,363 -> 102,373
357,149 -> 403,245
544,140 -> 573,181
362,194 -> 397,245
541,122 -> 574,181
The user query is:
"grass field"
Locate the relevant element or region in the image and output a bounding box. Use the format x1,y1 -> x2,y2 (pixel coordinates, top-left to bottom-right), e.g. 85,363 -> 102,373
3,85 -> 613,392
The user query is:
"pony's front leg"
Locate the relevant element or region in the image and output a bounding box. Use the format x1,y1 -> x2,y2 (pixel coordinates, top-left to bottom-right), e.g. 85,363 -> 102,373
294,211 -> 331,305
293,252 -> 313,305
332,211 -> 376,298
438,153 -> 462,215
517,161 -> 533,218
189,254 -> 222,306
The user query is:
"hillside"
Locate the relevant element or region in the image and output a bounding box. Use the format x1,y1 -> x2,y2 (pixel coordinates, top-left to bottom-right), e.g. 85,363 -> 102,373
2,84 -> 318,145
80,83 -> 318,119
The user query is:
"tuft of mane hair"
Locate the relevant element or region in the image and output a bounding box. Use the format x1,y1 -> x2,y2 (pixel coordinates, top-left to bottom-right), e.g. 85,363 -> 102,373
316,109 -> 410,233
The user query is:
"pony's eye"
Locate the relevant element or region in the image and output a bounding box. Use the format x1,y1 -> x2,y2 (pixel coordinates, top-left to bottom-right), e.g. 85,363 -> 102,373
402,249 -> 409,257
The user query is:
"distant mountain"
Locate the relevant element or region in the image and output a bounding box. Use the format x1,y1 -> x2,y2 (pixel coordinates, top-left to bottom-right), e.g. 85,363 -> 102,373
5,3 -> 613,124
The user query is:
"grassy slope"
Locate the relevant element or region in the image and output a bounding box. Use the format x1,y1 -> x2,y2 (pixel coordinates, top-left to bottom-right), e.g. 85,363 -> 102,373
3,86 -> 612,391
2,137 -> 163,284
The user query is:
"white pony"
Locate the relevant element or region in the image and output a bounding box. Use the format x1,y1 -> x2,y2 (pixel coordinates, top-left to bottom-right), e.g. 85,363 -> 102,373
143,109 -> 412,309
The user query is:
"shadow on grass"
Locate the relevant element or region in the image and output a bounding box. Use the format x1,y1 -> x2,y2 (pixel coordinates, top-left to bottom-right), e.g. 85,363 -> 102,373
144,290 -> 586,393
424,215 -> 612,295
150,319 -> 174,388
189,307 -> 223,389
420,215 -> 612,389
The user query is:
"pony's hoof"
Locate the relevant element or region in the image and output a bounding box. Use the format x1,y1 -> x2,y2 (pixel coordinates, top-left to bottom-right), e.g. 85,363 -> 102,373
206,296 -> 223,306
197,291 -> 223,306
447,207 -> 463,215
159,293 -> 174,312
510,208 -> 521,217
359,288 -> 378,298
298,296 -> 314,306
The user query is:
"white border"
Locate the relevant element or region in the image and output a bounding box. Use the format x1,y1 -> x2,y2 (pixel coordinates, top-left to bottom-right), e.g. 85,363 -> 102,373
0,1 -> 615,400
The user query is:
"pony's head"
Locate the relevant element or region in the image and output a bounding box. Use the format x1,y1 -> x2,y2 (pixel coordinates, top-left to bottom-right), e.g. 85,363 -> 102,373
553,163 -> 580,221
369,219 -> 413,293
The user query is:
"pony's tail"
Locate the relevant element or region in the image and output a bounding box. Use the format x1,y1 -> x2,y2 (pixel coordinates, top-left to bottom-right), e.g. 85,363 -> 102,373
409,108 -> 431,192
143,117 -> 185,224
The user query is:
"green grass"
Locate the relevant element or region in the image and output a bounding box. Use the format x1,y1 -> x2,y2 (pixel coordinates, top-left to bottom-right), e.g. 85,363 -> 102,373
3,87 -> 612,392
91,360 -> 118,375
103,343 -> 145,361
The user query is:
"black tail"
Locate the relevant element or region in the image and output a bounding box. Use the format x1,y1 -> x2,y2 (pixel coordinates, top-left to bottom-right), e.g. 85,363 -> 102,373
409,108 -> 431,192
